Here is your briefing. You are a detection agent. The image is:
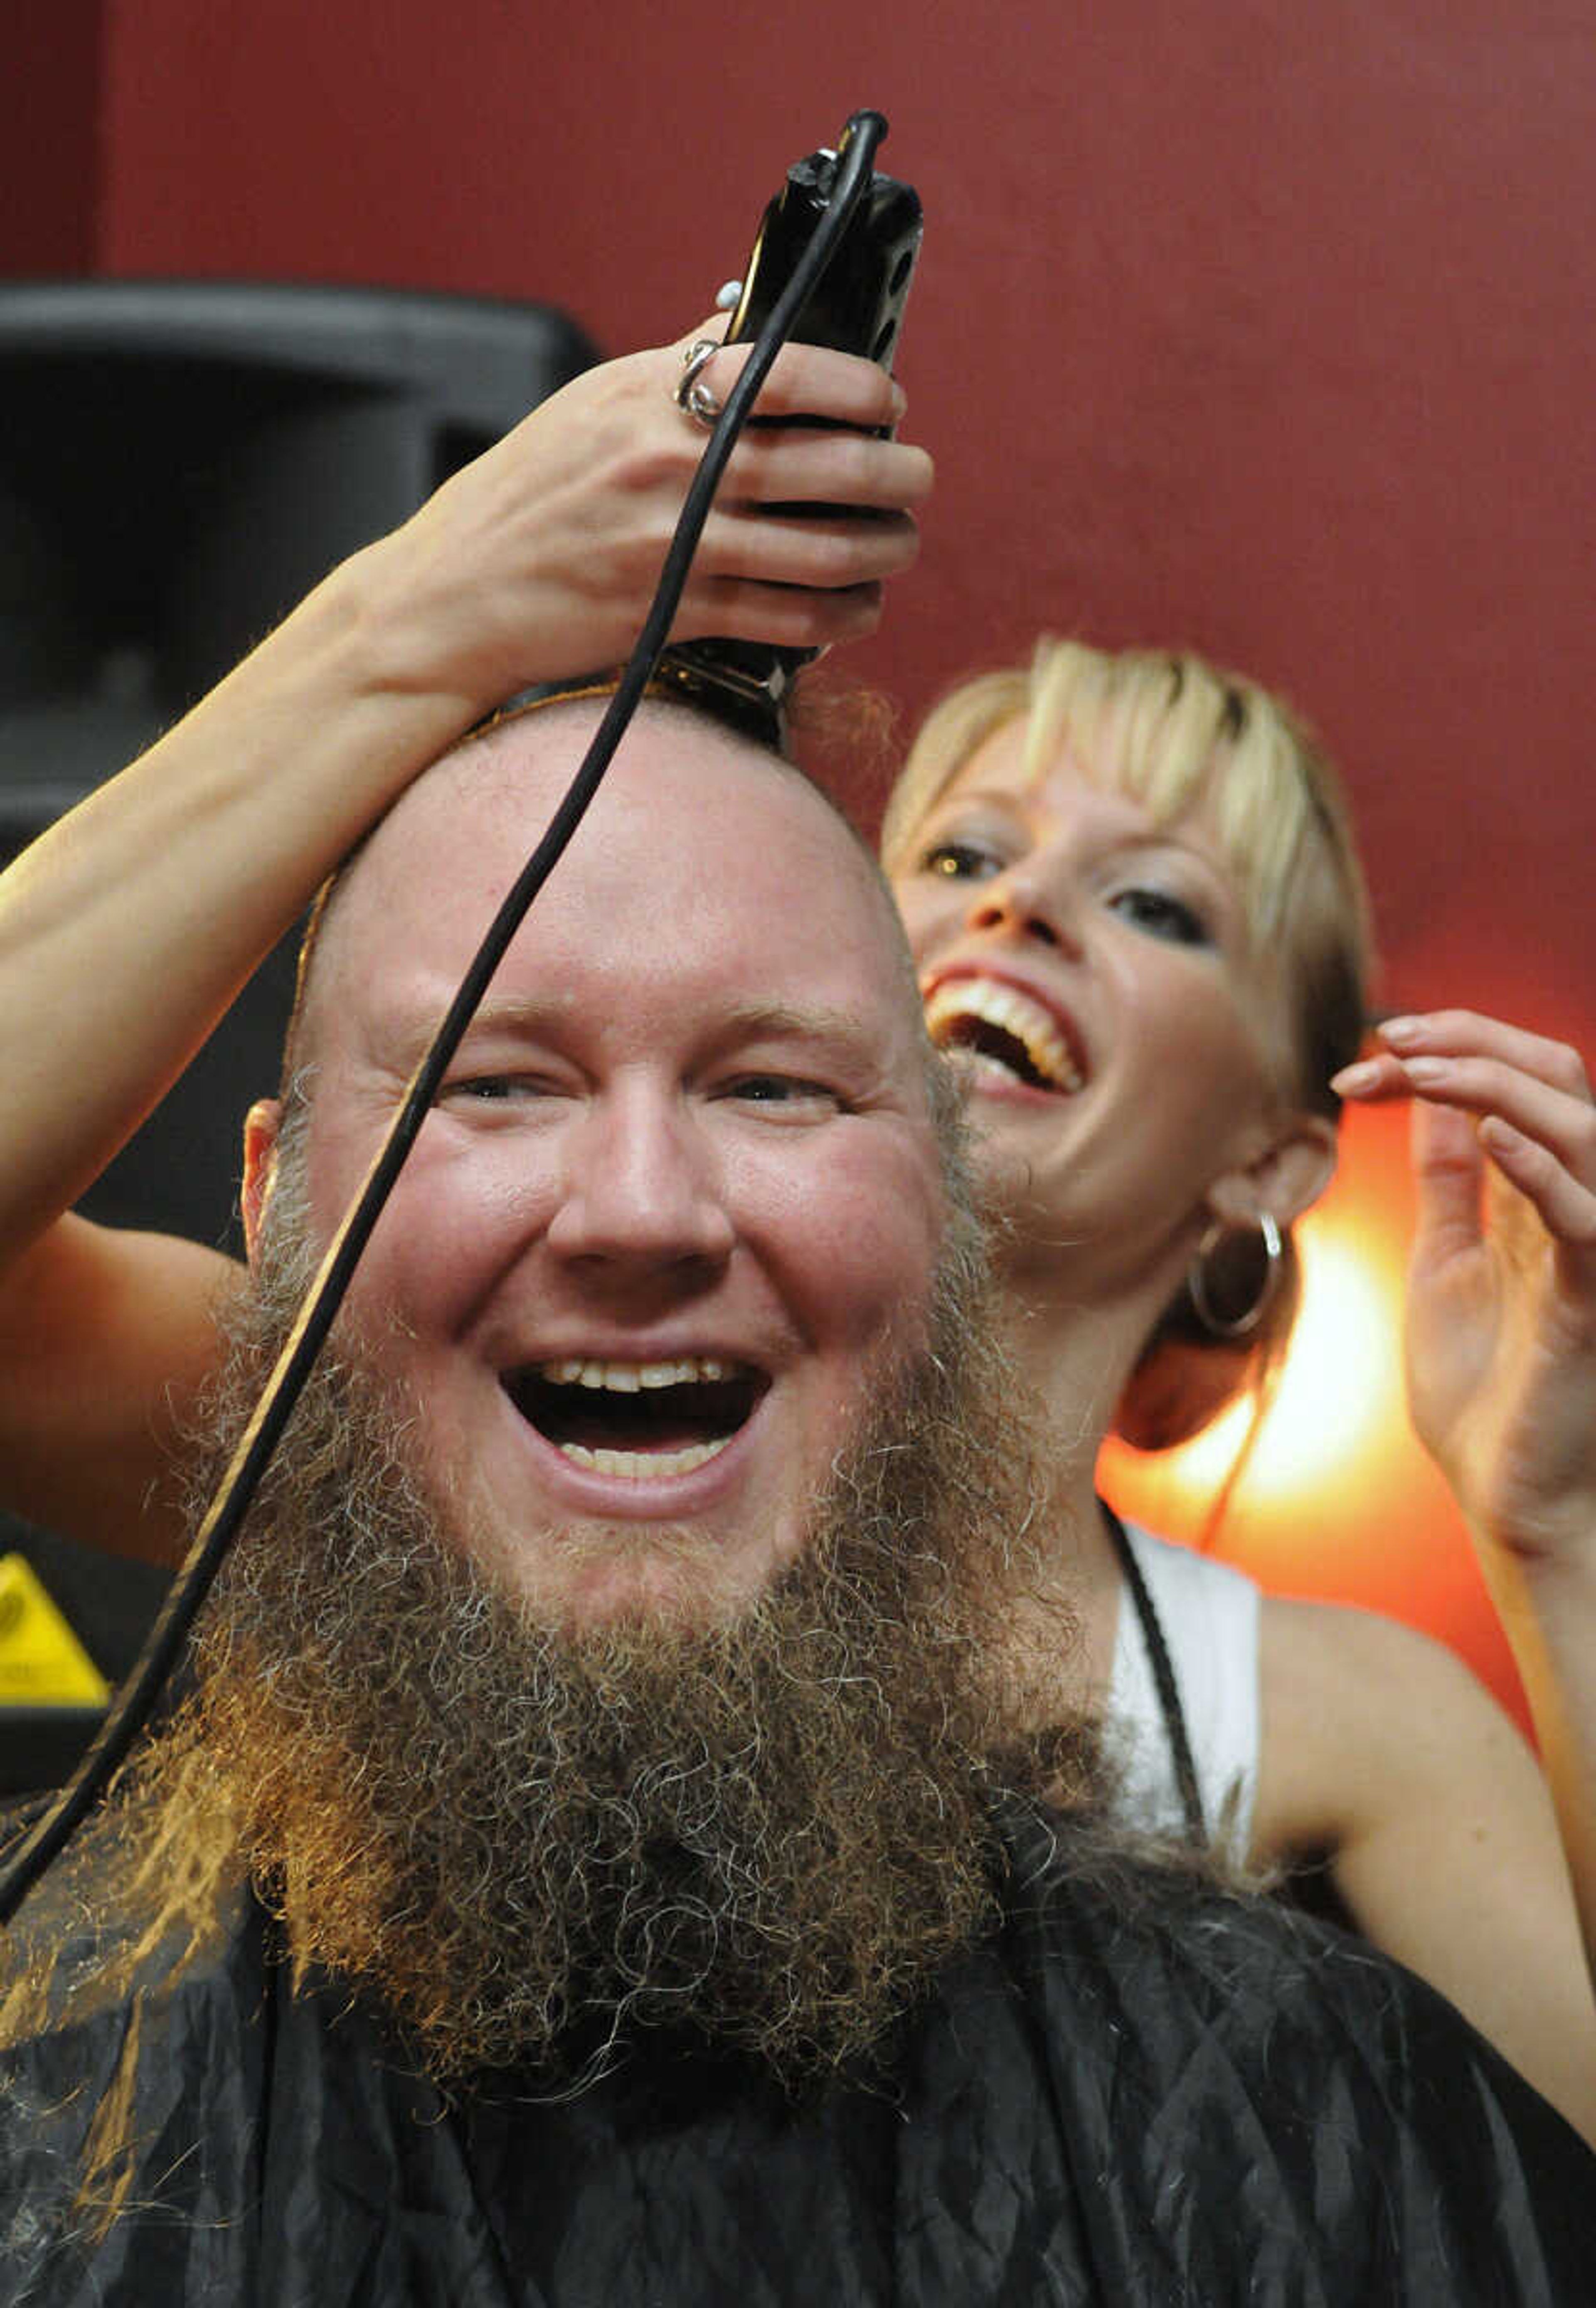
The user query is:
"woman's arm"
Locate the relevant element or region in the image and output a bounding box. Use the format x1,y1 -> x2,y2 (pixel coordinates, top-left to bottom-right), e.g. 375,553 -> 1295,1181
0,1217 -> 238,1563
0,327 -> 931,1558
1336,1012 -> 1596,1987
1251,1008 -> 1596,2142
1254,1595 -> 1596,2146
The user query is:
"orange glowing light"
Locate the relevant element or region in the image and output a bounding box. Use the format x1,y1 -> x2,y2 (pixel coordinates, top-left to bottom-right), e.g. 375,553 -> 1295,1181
1151,1211 -> 1407,1514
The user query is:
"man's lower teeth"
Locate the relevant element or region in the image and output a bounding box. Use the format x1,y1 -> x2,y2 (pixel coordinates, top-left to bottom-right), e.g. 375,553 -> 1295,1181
557,1438 -> 731,1477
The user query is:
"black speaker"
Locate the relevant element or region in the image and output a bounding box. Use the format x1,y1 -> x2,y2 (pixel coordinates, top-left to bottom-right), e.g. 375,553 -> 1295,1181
0,282 -> 601,1791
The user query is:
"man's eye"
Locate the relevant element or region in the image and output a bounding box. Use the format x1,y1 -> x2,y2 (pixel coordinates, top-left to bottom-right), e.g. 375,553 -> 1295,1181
721,1075 -> 839,1111
1108,887 -> 1210,946
918,839 -> 1001,882
439,1075 -> 547,1105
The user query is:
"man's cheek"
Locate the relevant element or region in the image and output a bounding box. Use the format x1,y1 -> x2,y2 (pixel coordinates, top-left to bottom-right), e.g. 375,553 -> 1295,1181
342,1155 -> 517,1328
808,1163 -> 943,1343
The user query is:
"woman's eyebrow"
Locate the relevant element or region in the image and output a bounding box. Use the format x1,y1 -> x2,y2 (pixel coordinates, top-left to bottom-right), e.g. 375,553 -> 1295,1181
922,784 -> 1026,819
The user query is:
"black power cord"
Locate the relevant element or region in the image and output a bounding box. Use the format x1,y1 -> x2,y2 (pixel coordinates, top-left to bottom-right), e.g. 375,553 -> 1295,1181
0,108 -> 892,1927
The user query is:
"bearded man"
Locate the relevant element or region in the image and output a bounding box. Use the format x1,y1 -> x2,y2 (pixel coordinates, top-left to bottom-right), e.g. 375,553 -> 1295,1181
2,697 -> 1592,2303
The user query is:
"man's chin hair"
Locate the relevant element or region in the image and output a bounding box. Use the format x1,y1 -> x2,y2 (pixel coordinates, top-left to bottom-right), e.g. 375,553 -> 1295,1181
150,1182 -> 1085,2090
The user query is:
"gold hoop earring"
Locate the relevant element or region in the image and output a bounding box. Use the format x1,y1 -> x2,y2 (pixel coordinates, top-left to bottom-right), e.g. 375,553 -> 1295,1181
1187,1213 -> 1283,1339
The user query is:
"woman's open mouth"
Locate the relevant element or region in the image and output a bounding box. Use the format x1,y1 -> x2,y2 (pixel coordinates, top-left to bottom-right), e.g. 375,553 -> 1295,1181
924,978 -> 1084,1095
503,1357 -> 770,1480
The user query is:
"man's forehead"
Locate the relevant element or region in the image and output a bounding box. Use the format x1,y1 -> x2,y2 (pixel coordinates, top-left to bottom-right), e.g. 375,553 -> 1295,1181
303,700 -> 924,1063
345,699 -> 858,910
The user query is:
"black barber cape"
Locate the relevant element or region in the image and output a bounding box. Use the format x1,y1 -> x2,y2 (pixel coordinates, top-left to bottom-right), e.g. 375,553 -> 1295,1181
3,1811 -> 1592,2306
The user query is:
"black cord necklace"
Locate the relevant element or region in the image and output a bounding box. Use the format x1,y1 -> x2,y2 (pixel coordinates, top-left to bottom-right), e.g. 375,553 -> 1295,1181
1099,1499 -> 1208,1848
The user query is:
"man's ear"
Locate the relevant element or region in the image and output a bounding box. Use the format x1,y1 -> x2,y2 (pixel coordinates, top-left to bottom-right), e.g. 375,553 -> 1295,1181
241,1098 -> 284,1269
1205,1108 -> 1339,1234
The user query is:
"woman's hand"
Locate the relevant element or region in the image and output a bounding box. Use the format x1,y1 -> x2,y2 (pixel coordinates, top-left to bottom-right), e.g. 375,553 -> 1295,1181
1334,1009 -> 1596,1568
347,320 -> 933,714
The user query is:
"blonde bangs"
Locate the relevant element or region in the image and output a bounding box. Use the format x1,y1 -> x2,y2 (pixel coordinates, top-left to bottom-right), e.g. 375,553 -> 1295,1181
882,638 -> 1373,1109
879,671 -> 1031,875
1024,643 -> 1333,954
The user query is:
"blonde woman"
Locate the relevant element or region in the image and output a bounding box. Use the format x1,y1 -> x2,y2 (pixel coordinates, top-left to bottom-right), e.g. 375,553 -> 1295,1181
882,637 -> 1596,2140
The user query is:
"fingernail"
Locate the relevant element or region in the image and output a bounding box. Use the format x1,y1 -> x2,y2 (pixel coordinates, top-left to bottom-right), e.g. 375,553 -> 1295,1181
1403,1056 -> 1447,1085
1480,1116 -> 1526,1154
1331,1060 -> 1382,1095
890,382 -> 907,419
1379,1015 -> 1424,1049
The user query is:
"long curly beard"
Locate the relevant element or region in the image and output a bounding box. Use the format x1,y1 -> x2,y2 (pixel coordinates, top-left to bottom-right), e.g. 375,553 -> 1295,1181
150,1174 -> 1086,2092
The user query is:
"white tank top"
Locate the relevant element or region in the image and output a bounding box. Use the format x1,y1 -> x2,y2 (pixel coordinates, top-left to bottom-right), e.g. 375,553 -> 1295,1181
1103,1519 -> 1263,1861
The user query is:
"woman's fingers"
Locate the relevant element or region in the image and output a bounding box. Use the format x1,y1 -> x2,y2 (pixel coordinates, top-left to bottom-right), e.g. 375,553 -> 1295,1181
1337,1013 -> 1590,1101
1337,1007 -> 1596,1268
1379,1011 -> 1591,1100
692,503 -> 921,587
1331,1050 -> 1409,1100
666,324 -> 909,432
1477,1117 -> 1596,1255
664,499 -> 921,647
1409,1099 -> 1488,1264
663,326 -> 931,511
1335,1012 -> 1595,1189
668,576 -> 886,650
1378,1052 -> 1594,1187
722,427 -> 934,511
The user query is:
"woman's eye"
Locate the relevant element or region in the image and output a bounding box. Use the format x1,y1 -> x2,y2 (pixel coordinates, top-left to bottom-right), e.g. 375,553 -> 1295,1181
918,838 -> 1001,882
1108,887 -> 1210,946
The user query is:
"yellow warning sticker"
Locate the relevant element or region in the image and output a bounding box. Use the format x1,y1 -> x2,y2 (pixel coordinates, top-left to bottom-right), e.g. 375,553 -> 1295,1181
0,1553 -> 109,1706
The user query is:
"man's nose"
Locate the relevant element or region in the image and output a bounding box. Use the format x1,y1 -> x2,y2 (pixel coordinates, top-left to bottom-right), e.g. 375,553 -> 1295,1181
963,862 -> 1079,954
544,1090 -> 736,1275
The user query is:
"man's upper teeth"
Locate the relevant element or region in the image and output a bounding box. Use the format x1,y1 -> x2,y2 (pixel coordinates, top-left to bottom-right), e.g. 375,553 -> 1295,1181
924,979 -> 1083,1092
539,1356 -> 732,1391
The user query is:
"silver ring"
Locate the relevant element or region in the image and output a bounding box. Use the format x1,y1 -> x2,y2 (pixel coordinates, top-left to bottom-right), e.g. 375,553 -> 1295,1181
675,338 -> 724,428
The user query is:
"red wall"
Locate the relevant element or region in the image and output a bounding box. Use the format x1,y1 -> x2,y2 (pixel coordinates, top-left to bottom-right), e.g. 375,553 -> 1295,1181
67,0 -> 1594,1028
4,0 -> 104,271
5,2 -> 1594,1709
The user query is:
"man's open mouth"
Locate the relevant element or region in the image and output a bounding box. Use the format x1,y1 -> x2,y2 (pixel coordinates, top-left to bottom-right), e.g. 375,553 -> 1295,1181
503,1358 -> 769,1479
924,979 -> 1084,1095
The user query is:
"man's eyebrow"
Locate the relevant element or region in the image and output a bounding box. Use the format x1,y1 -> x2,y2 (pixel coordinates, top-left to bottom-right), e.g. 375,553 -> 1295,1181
445,996 -> 894,1065
708,1001 -> 882,1048
444,995 -> 868,1031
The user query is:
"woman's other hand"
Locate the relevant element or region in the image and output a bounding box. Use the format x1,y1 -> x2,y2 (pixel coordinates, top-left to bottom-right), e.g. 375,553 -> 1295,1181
1334,1010 -> 1596,1568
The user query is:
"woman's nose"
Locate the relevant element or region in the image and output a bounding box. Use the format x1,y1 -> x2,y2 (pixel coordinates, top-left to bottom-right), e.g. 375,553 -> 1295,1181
963,865 -> 1077,953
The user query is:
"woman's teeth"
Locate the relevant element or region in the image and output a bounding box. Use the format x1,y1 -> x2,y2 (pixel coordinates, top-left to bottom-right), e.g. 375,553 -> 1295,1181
924,980 -> 1083,1093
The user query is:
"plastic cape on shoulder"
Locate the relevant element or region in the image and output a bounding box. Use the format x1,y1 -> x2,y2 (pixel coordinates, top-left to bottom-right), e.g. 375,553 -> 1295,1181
2,1805 -> 1592,2306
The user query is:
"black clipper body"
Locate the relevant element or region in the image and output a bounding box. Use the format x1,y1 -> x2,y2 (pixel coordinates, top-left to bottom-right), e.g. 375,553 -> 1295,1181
657,125 -> 922,742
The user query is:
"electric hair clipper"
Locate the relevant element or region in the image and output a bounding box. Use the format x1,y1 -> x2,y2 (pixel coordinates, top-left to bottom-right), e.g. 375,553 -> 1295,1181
656,113 -> 923,741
